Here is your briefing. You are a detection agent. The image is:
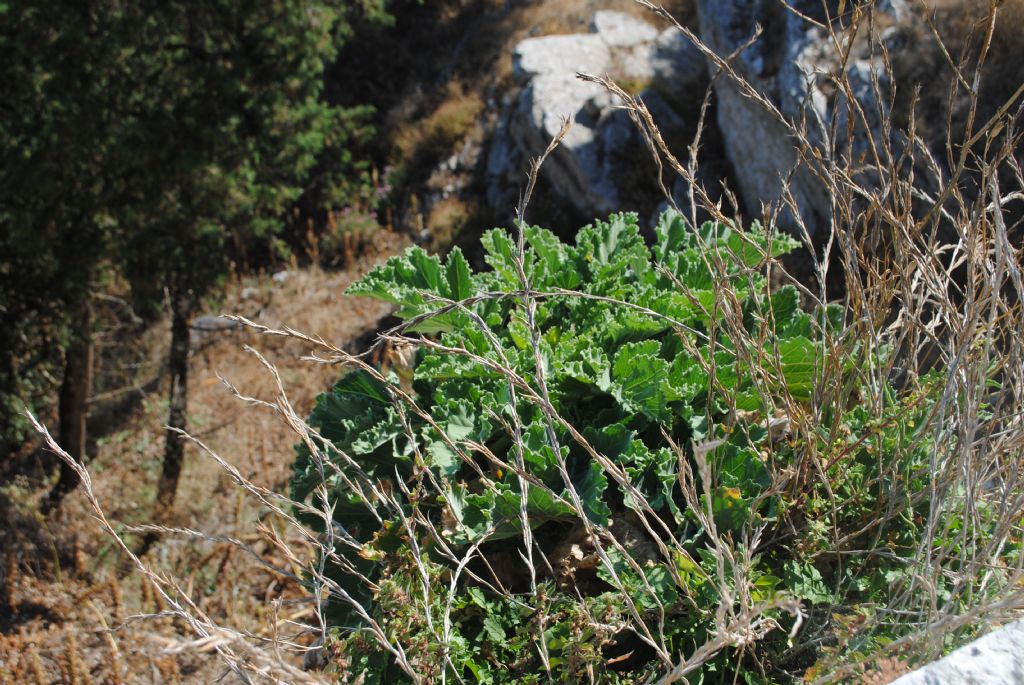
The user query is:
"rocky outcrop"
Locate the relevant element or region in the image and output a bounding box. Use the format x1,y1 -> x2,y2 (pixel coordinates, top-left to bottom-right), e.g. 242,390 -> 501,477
891,619 -> 1024,684
488,3 -> 921,236
694,0 -> 904,235
486,11 -> 708,224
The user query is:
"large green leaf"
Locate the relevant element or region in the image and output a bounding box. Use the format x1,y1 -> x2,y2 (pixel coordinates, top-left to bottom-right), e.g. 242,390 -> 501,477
426,399 -> 492,477
573,213 -> 651,288
445,247 -> 475,301
348,245 -> 443,304
526,225 -> 581,290
620,439 -> 681,521
774,336 -> 819,400
611,340 -> 672,422
573,459 -> 612,524
347,246 -> 476,332
557,346 -> 612,394
480,228 -> 521,288
653,208 -> 691,262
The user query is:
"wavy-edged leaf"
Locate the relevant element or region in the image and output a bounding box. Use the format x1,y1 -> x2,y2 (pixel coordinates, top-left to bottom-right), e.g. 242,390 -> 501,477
347,246 -> 473,332
348,245 -> 443,304
426,399 -> 490,477
653,207 -> 690,262
481,228 -> 520,288
335,368 -> 391,404
621,439 -> 681,521
774,336 -> 819,400
526,225 -> 580,290
558,346 -> 612,394
574,459 -> 612,524
611,340 -> 671,422
573,213 -> 651,287
445,247 -> 474,301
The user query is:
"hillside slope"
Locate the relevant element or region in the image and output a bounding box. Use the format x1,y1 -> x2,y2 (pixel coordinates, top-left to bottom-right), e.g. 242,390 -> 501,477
1,240 -> 399,683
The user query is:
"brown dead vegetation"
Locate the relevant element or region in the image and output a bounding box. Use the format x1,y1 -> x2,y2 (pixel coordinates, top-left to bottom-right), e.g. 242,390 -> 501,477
0,237 -> 400,683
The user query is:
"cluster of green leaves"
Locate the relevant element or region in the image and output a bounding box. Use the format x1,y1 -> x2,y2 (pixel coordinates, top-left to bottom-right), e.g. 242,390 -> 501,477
0,0 -> 391,454
790,372 -> 1022,677
294,210 -> 840,682
295,209 -> 1015,681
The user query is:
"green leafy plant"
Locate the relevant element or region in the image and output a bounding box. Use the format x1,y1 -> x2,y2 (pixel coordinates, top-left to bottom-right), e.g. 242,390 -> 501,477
291,208 -> 1021,682
291,210 -> 835,682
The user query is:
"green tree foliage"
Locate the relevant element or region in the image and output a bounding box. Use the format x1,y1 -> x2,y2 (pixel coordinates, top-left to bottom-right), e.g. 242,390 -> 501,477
0,0 -> 390,505
108,1 -> 389,514
0,2 -> 124,456
117,1 -> 384,312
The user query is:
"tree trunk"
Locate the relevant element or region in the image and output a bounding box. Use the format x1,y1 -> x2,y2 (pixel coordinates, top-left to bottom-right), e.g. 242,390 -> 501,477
155,293 -> 191,515
42,302 -> 93,513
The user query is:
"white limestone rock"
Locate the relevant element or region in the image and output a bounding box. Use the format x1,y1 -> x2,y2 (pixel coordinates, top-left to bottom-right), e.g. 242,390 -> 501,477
489,12 -> 706,221
514,33 -> 611,80
694,0 -> 911,235
891,619 -> 1024,685
591,10 -> 658,48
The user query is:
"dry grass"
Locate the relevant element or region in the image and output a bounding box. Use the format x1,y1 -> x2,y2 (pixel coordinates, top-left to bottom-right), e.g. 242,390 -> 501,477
888,0 -> 1024,154
425,196 -> 477,251
1,235 -> 401,683
394,82 -> 485,164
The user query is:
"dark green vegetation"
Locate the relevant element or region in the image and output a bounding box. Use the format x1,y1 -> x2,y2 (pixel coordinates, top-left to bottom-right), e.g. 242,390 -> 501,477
293,211 -> 1016,682
1,0 -> 390,510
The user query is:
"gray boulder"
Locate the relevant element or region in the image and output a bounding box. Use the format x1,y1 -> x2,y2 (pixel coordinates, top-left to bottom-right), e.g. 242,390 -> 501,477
648,28 -> 707,101
487,11 -> 708,223
891,619 -> 1024,684
190,315 -> 242,346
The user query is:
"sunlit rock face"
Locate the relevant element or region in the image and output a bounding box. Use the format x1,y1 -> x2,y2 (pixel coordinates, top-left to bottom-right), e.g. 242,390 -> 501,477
694,0 -> 909,236
487,11 -> 707,224
488,2 -> 919,236
891,619 -> 1024,685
